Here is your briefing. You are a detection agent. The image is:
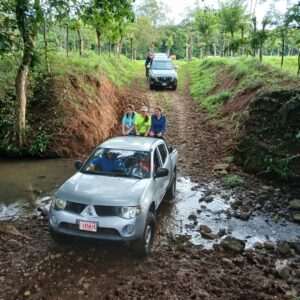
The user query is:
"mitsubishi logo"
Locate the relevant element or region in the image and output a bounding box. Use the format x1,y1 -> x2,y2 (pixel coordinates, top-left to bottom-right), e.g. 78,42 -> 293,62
87,205 -> 93,216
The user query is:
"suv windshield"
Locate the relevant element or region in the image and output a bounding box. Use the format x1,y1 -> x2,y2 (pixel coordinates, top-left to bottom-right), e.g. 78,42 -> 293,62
82,148 -> 151,179
151,61 -> 174,70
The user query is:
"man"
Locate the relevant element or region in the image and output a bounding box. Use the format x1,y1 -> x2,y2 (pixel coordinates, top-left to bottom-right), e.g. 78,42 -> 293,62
90,150 -> 125,172
145,52 -> 153,77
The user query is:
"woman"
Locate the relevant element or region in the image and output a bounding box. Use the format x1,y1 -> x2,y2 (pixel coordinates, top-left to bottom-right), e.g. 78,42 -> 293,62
134,106 -> 151,137
122,104 -> 136,136
149,106 -> 166,138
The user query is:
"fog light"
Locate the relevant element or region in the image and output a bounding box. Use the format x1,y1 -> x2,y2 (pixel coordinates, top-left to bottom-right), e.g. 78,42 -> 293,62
50,215 -> 57,226
123,224 -> 135,235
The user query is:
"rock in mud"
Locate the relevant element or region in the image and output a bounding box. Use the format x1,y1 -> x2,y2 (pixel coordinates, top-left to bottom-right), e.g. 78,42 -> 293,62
263,241 -> 274,251
203,196 -> 214,203
200,231 -> 218,240
188,213 -> 197,222
288,242 -> 300,253
276,242 -> 291,256
213,164 -> 230,171
220,236 -> 245,253
278,267 -> 291,280
218,228 -> 226,237
292,214 -> 300,223
289,199 -> 300,210
199,225 -> 212,233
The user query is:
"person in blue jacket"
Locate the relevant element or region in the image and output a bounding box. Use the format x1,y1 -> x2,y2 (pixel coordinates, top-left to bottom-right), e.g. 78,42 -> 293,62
89,150 -> 125,173
149,106 -> 166,138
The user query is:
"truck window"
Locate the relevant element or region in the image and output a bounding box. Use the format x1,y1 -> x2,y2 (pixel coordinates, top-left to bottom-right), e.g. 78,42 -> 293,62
158,143 -> 168,165
154,149 -> 162,171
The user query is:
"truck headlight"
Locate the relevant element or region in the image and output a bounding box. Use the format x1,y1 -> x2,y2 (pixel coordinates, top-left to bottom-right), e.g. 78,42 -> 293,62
51,198 -> 67,210
117,206 -> 142,219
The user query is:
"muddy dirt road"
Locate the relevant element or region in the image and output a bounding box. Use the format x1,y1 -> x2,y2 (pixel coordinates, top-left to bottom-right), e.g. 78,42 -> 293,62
1,71 -> 300,300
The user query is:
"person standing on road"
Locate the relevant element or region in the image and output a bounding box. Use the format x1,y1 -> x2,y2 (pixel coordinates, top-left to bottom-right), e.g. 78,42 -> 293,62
145,52 -> 153,77
122,104 -> 136,136
134,106 -> 151,137
149,106 -> 166,138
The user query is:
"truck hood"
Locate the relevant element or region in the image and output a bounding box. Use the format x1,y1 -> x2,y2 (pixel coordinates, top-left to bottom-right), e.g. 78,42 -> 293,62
56,172 -> 150,206
150,69 -> 177,77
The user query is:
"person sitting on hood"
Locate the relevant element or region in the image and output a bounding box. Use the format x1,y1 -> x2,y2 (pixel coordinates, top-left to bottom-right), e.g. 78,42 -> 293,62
149,106 -> 166,138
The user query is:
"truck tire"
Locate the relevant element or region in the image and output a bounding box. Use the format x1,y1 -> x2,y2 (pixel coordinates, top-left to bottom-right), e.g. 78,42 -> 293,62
165,172 -> 176,200
149,83 -> 154,90
131,212 -> 155,257
172,85 -> 177,91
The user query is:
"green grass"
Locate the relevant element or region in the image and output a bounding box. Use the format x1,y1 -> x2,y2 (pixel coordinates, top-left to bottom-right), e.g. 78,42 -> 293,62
187,56 -> 299,117
49,51 -> 144,87
222,175 -> 245,187
264,56 -> 299,76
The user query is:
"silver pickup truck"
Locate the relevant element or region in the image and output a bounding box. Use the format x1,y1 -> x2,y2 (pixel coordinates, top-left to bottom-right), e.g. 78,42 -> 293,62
49,136 -> 179,257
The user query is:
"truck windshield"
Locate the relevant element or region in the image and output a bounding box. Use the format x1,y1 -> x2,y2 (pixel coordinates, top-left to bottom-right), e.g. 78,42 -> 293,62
151,61 -> 174,70
81,148 -> 151,179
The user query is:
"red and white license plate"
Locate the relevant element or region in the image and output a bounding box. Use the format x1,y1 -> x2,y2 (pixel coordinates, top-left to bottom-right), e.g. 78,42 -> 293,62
79,221 -> 97,232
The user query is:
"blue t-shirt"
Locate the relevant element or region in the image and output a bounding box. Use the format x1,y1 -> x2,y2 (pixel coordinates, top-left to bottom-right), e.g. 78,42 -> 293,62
92,156 -> 125,172
122,114 -> 136,134
150,115 -> 166,134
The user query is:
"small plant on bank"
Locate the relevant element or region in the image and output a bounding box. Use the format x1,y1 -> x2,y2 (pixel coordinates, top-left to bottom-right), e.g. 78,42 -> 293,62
223,174 -> 245,187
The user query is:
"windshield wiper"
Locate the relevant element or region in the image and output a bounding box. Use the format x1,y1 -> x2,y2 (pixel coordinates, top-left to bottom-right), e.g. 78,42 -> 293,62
113,172 -> 143,179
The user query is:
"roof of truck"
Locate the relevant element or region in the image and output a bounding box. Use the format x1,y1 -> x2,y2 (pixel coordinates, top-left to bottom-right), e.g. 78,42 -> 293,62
99,136 -> 162,151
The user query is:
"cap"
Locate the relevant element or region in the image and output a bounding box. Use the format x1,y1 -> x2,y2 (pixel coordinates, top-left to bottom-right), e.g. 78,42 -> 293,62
140,106 -> 148,112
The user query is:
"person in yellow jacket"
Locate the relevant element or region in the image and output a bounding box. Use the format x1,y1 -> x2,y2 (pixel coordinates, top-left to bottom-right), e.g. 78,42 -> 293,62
134,106 -> 152,137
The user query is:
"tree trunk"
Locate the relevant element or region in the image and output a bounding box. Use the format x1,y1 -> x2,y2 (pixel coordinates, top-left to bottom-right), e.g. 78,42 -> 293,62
221,32 -> 225,57
281,30 -> 285,68
134,48 -> 136,61
119,36 -> 123,59
186,44 -> 189,60
297,49 -> 300,76
14,0 -> 39,147
108,39 -> 112,57
43,20 -> 50,74
241,26 -> 244,56
96,27 -> 101,54
76,27 -> 83,56
130,37 -> 134,61
66,24 -> 69,57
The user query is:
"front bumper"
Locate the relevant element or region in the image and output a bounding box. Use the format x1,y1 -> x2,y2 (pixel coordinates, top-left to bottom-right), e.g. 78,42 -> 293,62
149,76 -> 177,88
49,208 -> 146,242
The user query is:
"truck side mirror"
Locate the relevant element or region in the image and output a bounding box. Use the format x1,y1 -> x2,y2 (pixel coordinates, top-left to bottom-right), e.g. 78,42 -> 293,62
155,167 -> 169,178
74,160 -> 83,170
168,146 -> 173,153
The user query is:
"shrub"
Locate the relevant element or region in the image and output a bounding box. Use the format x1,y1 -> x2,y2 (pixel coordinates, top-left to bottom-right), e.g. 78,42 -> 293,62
223,175 -> 245,187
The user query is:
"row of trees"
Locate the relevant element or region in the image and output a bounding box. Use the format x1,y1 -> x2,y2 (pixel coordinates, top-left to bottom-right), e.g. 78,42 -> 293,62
0,0 -> 135,147
0,0 -> 299,148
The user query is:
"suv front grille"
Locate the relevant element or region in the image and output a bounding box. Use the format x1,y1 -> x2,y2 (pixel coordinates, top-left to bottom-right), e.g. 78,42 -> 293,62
65,202 -> 86,214
158,76 -> 172,82
94,206 -> 117,216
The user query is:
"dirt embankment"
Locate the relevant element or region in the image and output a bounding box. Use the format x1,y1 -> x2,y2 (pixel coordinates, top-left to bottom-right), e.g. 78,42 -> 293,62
206,68 -> 300,183
32,74 -> 148,158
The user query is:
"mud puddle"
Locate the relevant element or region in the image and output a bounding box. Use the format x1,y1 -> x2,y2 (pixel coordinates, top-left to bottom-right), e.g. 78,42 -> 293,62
156,177 -> 300,249
0,158 -> 75,220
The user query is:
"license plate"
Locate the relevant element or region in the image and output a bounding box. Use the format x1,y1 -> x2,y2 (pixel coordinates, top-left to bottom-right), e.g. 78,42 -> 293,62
79,221 -> 97,232
162,82 -> 167,86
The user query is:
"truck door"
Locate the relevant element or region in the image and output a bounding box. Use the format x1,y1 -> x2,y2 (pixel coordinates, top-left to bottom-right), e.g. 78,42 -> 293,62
157,143 -> 171,198
153,148 -> 163,206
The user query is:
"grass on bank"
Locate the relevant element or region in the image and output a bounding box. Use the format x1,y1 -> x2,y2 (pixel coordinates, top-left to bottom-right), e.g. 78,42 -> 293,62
187,56 -> 299,117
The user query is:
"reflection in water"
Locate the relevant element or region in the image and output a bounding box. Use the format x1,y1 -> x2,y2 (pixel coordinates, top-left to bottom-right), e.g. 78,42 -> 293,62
156,177 -> 300,249
0,158 -> 75,218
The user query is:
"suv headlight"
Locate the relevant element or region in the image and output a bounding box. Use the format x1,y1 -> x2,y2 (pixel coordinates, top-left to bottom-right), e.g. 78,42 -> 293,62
51,198 -> 67,210
117,206 -> 143,219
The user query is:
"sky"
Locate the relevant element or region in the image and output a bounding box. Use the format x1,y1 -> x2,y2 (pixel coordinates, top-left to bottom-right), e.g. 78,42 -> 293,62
135,0 -> 298,26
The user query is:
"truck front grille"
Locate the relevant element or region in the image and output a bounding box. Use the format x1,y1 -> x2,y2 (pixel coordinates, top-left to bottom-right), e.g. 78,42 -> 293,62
158,76 -> 172,82
94,205 -> 117,216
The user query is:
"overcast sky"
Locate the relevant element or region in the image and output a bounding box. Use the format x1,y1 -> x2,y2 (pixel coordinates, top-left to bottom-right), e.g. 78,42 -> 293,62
135,0 -> 298,25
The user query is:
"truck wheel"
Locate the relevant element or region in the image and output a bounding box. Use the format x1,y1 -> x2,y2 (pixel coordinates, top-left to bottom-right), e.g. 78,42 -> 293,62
131,212 -> 155,257
149,83 -> 154,90
172,85 -> 177,91
165,172 -> 176,200
50,229 -> 68,244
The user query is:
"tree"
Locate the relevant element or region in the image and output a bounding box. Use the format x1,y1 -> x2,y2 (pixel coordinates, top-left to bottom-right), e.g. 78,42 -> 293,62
219,0 -> 246,56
